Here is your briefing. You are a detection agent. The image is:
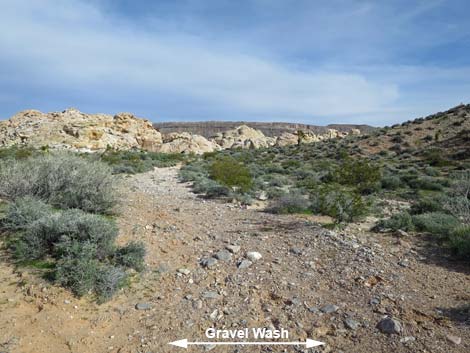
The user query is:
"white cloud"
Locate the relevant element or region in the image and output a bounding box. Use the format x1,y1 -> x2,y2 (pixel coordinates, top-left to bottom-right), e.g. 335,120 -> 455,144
0,0 -> 400,119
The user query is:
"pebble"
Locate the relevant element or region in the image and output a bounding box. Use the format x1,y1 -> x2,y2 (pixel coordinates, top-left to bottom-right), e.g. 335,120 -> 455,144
400,336 -> 415,343
226,245 -> 241,254
215,250 -> 232,262
64,300 -> 71,305
320,304 -> 339,314
177,268 -> 190,275
135,303 -> 151,310
200,258 -> 218,268
246,251 -> 262,261
202,291 -> 220,300
446,334 -> 461,345
376,317 -> 402,334
238,259 -> 253,269
344,318 -> 360,330
290,248 -> 303,255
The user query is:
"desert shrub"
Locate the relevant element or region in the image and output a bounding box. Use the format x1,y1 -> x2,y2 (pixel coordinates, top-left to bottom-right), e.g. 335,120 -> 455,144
114,242 -> 146,272
335,158 -> 381,194
54,241 -> 100,297
406,176 -> 443,191
2,197 -> 53,230
0,153 -> 116,214
310,184 -> 368,223
423,148 -> 449,167
100,149 -> 185,173
381,175 -> 402,190
412,212 -> 460,237
410,197 -> 446,214
269,192 -> 310,214
209,156 -> 253,192
375,211 -> 414,232
192,178 -> 231,197
94,265 -> 127,303
445,170 -> 470,224
448,225 -> 470,259
14,209 -> 118,261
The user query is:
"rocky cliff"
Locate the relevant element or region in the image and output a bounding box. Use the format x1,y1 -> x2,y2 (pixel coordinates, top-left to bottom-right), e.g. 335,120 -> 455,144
153,121 -> 373,138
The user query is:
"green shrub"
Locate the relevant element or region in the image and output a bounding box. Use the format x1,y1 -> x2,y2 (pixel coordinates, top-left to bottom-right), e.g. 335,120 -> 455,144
2,197 -> 53,230
406,176 -> 443,191
445,170 -> 470,224
448,225 -> 470,259
410,197 -> 446,214
375,211 -> 414,232
381,175 -> 401,190
114,242 -> 146,272
54,241 -> 100,297
269,192 -> 310,214
310,184 -> 368,223
209,156 -> 253,192
15,209 -> 118,261
95,265 -> 127,303
0,153 -> 116,214
335,158 -> 381,194
412,212 -> 460,237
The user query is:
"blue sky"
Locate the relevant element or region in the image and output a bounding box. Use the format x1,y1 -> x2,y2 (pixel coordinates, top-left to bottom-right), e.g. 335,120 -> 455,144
0,0 -> 469,125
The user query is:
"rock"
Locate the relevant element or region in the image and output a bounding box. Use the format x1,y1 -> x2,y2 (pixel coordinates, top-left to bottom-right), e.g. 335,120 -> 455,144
395,229 -> 409,238
238,259 -> 253,269
320,304 -> 339,314
159,132 -> 220,154
212,125 -> 274,150
202,291 -> 220,300
135,303 -> 151,310
290,247 -> 303,256
376,318 -> 402,334
398,259 -> 409,268
177,268 -> 191,275
344,318 -> 360,330
226,245 -> 241,254
214,250 -> 232,262
400,336 -> 415,343
0,108 -> 163,151
64,300 -> 71,305
200,258 -> 218,268
446,334 -> 461,345
246,251 -> 262,262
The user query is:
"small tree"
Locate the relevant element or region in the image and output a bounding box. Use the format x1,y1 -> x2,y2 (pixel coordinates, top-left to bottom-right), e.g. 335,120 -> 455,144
209,156 -> 253,192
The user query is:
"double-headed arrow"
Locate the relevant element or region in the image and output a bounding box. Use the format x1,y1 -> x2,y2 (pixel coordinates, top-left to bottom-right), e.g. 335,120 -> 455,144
169,338 -> 325,349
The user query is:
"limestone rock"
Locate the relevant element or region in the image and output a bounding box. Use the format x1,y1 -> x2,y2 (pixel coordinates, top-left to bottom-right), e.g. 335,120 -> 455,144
159,132 -> 220,154
0,108 -> 162,152
212,125 -> 274,150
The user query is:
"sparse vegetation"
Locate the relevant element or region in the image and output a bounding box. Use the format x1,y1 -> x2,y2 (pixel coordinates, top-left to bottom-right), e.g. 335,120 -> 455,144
0,152 -> 146,302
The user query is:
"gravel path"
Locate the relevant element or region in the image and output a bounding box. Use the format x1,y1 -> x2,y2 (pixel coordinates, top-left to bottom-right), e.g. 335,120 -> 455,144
0,166 -> 468,353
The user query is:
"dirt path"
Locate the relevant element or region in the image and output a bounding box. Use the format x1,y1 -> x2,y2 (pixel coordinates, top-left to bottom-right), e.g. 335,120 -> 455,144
0,167 -> 468,353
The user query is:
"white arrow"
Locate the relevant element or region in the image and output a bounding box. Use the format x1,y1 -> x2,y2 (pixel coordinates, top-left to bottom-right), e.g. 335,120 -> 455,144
169,338 -> 325,349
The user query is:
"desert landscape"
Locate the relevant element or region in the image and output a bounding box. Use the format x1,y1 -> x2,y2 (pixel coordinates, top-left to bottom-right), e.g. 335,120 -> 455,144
1,1 -> 469,352
0,104 -> 468,353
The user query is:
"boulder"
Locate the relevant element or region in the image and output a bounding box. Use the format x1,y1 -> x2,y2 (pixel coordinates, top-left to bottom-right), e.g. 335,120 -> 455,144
212,125 -> 274,149
0,108 -> 162,152
159,132 -> 220,154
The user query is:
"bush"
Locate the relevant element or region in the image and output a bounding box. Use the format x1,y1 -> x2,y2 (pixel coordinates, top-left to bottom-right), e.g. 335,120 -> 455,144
381,175 -> 401,190
412,212 -> 460,237
335,158 -> 381,194
14,209 -> 118,261
54,241 -> 100,297
269,192 -> 310,214
445,170 -> 470,224
0,153 -> 116,214
375,211 -> 414,232
2,197 -> 53,230
95,265 -> 127,303
114,242 -> 146,272
209,156 -> 253,192
310,184 -> 368,223
448,225 -> 470,259
410,197 -> 446,214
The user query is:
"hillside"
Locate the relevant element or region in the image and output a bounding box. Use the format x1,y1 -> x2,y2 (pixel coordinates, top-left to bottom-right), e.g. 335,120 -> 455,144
153,121 -> 374,138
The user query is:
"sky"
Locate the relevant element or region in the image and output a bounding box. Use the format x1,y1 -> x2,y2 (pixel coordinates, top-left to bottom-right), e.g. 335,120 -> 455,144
0,0 -> 469,126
